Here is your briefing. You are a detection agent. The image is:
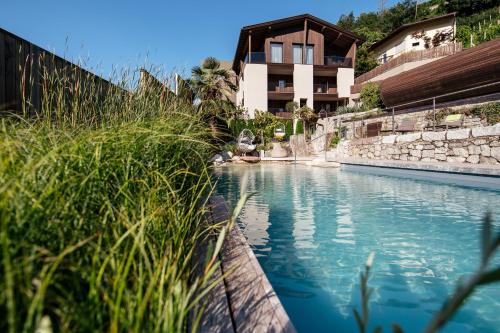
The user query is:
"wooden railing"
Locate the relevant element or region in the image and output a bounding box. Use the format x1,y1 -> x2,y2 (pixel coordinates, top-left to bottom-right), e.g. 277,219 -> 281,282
355,43 -> 463,85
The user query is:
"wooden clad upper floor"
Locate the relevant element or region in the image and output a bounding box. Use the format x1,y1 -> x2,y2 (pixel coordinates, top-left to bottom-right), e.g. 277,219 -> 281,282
232,14 -> 364,74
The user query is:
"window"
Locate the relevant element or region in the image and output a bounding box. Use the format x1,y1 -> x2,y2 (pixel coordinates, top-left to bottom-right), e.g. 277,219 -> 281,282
300,98 -> 307,107
278,80 -> 285,89
412,42 -> 420,47
293,44 -> 303,64
306,45 -> 314,65
270,43 -> 283,63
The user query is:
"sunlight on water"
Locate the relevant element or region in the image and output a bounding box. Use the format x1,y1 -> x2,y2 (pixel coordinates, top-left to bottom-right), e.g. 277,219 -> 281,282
215,165 -> 500,333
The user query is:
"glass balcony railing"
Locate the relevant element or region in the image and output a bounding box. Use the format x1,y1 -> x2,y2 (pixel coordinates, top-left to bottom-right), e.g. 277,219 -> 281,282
324,56 -> 352,67
268,82 -> 294,93
244,52 -> 266,64
313,83 -> 337,94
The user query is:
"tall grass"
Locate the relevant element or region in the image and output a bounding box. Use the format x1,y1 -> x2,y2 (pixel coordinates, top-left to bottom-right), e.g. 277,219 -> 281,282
1,58 -> 221,332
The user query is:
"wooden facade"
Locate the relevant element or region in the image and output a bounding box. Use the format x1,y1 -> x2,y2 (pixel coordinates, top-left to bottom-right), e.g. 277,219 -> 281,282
232,14 -> 363,74
380,38 -> 500,108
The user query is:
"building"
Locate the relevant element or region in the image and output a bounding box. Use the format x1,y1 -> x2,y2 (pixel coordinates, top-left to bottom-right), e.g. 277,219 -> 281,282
232,14 -> 363,119
370,13 -> 457,64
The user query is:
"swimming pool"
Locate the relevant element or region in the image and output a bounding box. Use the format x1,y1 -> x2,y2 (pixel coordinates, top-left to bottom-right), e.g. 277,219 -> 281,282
215,165 -> 500,333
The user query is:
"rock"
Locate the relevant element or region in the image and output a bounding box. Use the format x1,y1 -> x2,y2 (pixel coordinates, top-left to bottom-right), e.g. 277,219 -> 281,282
446,128 -> 470,140
474,139 -> 487,145
434,141 -> 444,147
211,154 -> 223,163
401,148 -> 409,154
397,132 -> 421,143
447,156 -> 466,163
421,157 -> 432,162
466,155 -> 480,164
467,145 -> 481,155
424,144 -> 435,149
452,147 -> 469,158
232,155 -> 241,161
220,151 -> 233,161
400,154 -> 409,161
471,124 -> 500,137
382,135 -> 397,144
480,145 -> 491,157
435,153 -> 447,161
422,150 -> 435,158
449,142 -> 463,148
480,156 -> 499,165
410,149 -> 422,158
409,156 -> 419,161
422,131 -> 446,141
491,140 -> 500,147
435,147 -> 447,154
492,147 -> 500,161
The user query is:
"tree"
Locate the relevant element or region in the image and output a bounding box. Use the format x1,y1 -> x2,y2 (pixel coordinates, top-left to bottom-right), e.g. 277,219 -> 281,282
360,82 -> 383,110
190,57 -> 238,136
190,57 -> 237,114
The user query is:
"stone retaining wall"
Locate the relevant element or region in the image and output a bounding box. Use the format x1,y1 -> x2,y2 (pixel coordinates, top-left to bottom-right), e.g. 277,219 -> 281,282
344,125 -> 500,165
317,106 -> 487,140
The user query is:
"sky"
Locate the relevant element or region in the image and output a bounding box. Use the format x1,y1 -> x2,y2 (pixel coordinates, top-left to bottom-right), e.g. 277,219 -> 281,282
1,0 -> 399,79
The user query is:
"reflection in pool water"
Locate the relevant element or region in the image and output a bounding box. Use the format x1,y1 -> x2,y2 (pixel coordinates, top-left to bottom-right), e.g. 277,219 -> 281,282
215,165 -> 500,333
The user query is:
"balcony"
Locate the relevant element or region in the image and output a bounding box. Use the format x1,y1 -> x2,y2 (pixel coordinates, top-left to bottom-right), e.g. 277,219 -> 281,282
324,56 -> 352,67
244,52 -> 266,64
313,83 -> 337,94
268,82 -> 293,93
268,81 -> 294,100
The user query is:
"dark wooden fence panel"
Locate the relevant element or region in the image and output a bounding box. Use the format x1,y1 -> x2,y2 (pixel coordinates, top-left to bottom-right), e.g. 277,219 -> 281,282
0,27 -> 116,115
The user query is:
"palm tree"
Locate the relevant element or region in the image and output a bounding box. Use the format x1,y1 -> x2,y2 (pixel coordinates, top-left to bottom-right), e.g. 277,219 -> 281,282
190,57 -> 236,110
190,57 -> 238,137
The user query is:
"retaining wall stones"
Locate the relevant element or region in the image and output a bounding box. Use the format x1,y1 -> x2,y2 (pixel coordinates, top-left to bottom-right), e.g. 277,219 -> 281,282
344,125 -> 500,165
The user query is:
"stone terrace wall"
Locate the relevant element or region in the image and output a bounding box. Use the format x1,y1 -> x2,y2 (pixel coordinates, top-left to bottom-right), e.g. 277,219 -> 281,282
318,107 -> 486,141
344,125 -> 500,165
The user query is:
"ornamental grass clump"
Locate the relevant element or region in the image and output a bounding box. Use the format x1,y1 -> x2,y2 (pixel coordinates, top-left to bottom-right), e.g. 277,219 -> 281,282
0,62 -> 222,332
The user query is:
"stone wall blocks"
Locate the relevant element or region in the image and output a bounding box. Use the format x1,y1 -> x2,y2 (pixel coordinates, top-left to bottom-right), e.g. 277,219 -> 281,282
446,128 -> 471,140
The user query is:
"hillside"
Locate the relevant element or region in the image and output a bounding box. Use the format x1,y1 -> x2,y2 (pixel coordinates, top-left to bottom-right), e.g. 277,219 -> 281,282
337,0 -> 500,75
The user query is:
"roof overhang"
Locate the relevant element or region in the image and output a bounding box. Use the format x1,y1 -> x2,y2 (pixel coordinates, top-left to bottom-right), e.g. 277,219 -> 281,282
232,14 -> 365,74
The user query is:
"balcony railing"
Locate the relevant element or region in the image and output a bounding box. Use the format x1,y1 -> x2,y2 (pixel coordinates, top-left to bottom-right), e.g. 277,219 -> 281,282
313,83 -> 337,94
268,82 -> 294,93
324,56 -> 352,67
245,52 -> 266,64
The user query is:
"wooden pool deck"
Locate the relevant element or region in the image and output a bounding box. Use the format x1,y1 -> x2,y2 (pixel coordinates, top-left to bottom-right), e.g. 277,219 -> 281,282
194,196 -> 296,333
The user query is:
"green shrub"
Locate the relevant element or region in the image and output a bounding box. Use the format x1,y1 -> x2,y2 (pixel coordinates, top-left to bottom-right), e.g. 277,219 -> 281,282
470,102 -> 500,125
336,105 -> 364,115
330,135 -> 341,148
296,120 -> 304,135
360,82 -> 382,110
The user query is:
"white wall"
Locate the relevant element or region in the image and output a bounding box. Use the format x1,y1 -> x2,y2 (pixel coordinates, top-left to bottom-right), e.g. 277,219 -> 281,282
293,64 -> 313,108
374,18 -> 455,62
242,64 -> 268,119
338,68 -> 354,98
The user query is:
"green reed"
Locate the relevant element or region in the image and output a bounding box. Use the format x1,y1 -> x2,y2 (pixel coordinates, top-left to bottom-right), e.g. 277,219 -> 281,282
1,57 -> 223,332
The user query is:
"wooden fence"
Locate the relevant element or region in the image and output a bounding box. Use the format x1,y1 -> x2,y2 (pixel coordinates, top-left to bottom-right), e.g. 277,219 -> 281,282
354,43 -> 463,85
0,27 -> 116,115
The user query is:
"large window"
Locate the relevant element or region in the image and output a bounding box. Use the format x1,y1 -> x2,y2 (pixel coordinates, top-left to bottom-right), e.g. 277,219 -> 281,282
270,43 -> 283,63
293,44 -> 303,64
305,45 -> 314,65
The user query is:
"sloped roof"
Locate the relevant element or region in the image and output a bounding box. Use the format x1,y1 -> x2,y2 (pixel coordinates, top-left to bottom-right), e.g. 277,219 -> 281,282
232,14 -> 364,73
370,12 -> 457,52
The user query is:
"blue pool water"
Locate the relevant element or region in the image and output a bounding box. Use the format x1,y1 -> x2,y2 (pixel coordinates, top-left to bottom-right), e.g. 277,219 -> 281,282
215,165 -> 500,333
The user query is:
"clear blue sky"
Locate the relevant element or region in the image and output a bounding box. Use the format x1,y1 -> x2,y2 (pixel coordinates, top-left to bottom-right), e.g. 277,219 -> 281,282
1,0 -> 398,78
